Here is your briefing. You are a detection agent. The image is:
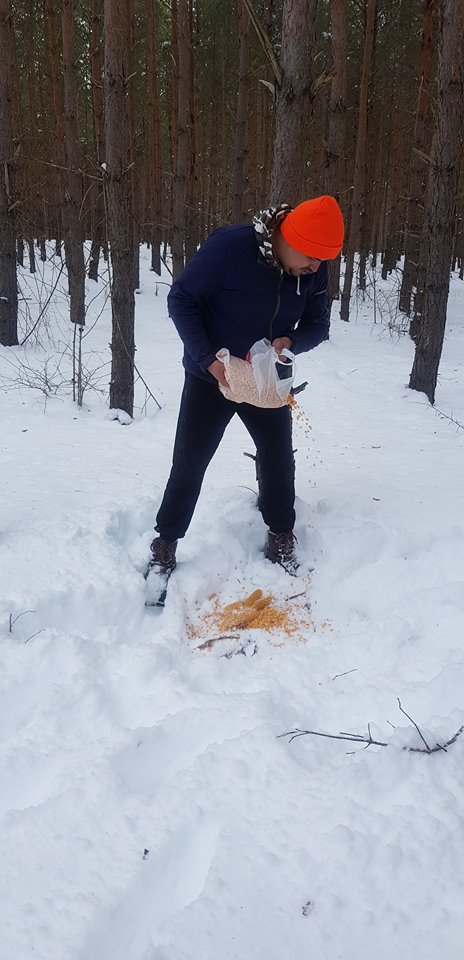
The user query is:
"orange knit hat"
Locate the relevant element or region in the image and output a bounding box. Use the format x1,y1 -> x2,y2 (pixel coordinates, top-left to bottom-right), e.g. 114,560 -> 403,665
280,195 -> 344,260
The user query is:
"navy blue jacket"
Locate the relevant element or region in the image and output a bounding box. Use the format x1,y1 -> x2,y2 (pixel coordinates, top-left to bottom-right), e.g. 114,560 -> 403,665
167,224 -> 330,382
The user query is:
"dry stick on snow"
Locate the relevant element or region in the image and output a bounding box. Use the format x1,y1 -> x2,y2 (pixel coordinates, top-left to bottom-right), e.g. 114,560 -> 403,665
278,716 -> 464,755
9,610 -> 36,632
277,727 -> 389,748
396,697 -> 431,752
24,628 -> 47,644
331,669 -> 358,681
285,591 -> 306,602
432,406 -> 464,432
408,724 -> 464,754
195,633 -> 240,651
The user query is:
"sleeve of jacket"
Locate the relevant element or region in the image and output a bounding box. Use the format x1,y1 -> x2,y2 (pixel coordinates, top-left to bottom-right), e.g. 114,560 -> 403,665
290,261 -> 330,354
167,230 -> 227,373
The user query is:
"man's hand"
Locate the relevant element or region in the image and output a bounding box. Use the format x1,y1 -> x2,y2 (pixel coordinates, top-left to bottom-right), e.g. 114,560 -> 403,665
272,336 -> 293,357
207,358 -> 229,389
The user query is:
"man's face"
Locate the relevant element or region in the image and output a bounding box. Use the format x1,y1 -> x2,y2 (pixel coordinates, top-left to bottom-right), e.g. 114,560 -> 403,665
272,228 -> 322,276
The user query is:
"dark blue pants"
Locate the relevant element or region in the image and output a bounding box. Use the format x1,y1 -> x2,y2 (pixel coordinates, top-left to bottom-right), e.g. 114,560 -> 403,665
155,373 -> 295,541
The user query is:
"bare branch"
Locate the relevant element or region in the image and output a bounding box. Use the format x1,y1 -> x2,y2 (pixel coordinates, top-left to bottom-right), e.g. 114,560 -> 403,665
277,727 -> 389,747
243,0 -> 282,87
278,715 -> 464,756
195,633 -> 240,651
24,628 -> 46,644
9,609 -> 36,632
397,698 -> 431,752
331,669 -> 358,681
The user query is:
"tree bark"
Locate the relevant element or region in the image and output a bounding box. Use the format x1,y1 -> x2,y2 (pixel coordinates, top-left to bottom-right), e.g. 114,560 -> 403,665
399,0 -> 438,315
340,0 -> 377,322
270,0 -> 318,205
62,0 -> 86,328
125,0 -> 140,290
0,0 -> 18,346
145,0 -> 162,274
409,0 -> 464,404
325,0 -> 348,305
45,0 -> 65,250
89,0 -> 105,281
172,0 -> 189,280
103,0 -> 135,417
232,0 -> 251,222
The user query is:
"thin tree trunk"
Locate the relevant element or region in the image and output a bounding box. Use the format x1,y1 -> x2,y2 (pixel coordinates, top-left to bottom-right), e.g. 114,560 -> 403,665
270,0 -> 318,205
28,239 -> 36,273
169,0 -> 179,264
145,0 -> 161,274
409,0 -> 464,404
89,0 -> 105,282
104,0 -> 135,417
185,0 -> 198,263
172,0 -> 189,280
62,0 -> 86,331
411,130 -> 436,338
126,0 -> 139,290
0,0 -> 18,346
26,2 -> 40,256
400,0 -> 438,315
232,1 -> 251,222
45,0 -> 65,251
340,0 -> 377,322
325,0 -> 348,305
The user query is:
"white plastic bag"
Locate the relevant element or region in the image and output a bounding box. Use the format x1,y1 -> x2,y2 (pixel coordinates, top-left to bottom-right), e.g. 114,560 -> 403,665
215,338 -> 295,408
250,338 -> 295,403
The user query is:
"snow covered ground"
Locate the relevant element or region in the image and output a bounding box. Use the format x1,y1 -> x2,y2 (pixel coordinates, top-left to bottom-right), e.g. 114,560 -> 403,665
1,248 -> 464,960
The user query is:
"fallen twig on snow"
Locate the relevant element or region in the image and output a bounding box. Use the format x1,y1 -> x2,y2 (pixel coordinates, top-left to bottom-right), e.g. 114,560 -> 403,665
278,701 -> 464,755
195,633 -> 240,651
431,406 -> 464,432
9,610 -> 36,632
396,698 -> 431,752
277,726 -> 389,748
331,669 -> 358,681
24,628 -> 47,644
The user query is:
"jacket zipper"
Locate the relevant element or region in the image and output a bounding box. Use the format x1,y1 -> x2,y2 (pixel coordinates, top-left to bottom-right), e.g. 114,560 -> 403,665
269,268 -> 283,344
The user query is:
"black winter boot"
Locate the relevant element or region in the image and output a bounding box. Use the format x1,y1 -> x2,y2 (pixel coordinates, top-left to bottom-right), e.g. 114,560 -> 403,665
265,530 -> 299,576
145,537 -> 178,606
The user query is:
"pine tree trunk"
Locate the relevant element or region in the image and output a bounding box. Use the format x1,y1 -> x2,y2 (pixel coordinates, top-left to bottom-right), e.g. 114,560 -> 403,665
126,0 -> 139,290
104,0 -> 135,417
62,0 -> 86,328
399,0 -> 437,315
409,0 -> 464,404
45,0 -> 65,249
28,238 -> 35,274
382,98 -> 404,276
185,0 -> 199,263
89,0 -> 105,282
340,0 -> 377,322
26,2 -> 40,253
145,0 -> 161,275
0,0 -> 18,346
270,0 -> 318,205
232,1 -> 250,222
172,0 -> 189,280
169,0 -> 179,265
325,0 -> 348,305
